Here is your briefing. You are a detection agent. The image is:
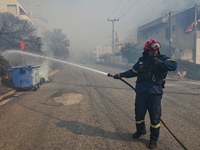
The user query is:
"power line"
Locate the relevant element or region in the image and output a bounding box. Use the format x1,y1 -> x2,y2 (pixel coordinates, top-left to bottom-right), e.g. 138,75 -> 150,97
102,0 -> 169,45
92,0 -> 155,44
109,0 -> 123,18
117,0 -> 140,19
116,0 -> 167,34
122,0 -> 170,30
116,0 -> 159,30
114,0 -> 131,18
98,0 -> 156,34
90,0 -> 171,48
94,1 -> 138,39
91,0 -> 141,40
88,0 -> 123,41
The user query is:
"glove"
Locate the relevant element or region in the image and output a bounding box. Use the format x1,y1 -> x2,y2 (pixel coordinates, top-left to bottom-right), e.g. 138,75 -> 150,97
149,57 -> 158,65
113,73 -> 120,79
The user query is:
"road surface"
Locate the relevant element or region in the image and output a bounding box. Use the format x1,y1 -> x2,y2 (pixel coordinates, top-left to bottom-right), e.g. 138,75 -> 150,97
0,63 -> 199,150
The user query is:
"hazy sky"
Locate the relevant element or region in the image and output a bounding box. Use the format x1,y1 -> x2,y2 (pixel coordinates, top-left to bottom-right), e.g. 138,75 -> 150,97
17,0 -> 200,53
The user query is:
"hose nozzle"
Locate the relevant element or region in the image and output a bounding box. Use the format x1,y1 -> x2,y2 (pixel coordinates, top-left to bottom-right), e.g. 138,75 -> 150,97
107,73 -> 113,77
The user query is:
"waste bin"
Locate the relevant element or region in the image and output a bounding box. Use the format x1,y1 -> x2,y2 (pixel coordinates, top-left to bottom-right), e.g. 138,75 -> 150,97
8,65 -> 40,90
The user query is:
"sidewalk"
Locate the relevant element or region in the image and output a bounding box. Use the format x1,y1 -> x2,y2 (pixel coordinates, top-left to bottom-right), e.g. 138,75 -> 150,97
0,68 -> 60,101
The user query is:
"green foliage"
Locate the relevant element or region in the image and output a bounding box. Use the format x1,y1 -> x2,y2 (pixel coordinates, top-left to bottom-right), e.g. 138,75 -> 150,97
43,29 -> 70,60
0,54 -> 10,79
120,43 -> 141,63
175,59 -> 200,80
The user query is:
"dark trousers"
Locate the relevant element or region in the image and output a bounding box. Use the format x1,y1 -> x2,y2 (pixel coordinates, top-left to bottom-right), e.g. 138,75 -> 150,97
135,93 -> 162,140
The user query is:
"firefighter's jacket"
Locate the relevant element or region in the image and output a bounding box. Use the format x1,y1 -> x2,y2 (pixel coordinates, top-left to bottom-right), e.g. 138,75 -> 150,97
120,55 -> 177,95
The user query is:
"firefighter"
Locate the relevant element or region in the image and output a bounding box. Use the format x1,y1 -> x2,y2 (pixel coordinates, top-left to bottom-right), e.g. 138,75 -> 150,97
19,40 -> 25,50
113,39 -> 177,149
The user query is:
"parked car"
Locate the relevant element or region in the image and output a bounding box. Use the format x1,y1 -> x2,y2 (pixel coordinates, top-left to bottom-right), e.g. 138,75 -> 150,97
96,59 -> 104,65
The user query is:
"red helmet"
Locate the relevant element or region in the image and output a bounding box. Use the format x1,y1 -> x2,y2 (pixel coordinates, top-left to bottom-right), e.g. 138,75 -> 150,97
143,39 -> 160,50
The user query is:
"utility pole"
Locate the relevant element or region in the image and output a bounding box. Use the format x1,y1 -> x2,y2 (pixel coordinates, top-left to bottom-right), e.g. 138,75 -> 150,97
194,4 -> 198,63
108,18 -> 119,64
169,12 -> 172,57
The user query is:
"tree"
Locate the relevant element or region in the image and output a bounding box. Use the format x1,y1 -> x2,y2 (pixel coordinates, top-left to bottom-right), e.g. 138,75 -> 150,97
120,43 -> 138,63
0,54 -> 10,79
99,53 -> 110,62
43,29 -> 70,60
24,36 -> 43,53
0,12 -> 36,50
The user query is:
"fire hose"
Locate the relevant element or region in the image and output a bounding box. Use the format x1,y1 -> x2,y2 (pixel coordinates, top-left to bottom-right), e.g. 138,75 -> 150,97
107,73 -> 188,150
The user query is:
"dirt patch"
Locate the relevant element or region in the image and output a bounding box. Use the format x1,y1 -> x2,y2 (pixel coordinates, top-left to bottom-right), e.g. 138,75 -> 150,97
41,89 -> 82,106
54,93 -> 82,105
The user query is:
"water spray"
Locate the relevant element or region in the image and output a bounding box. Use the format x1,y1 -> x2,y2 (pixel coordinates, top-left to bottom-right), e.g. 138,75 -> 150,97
6,50 -> 108,76
107,73 -> 188,150
5,50 -> 187,149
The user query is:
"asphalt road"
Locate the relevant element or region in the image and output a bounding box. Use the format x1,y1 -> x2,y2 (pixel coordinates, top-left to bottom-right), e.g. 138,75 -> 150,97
0,63 -> 199,150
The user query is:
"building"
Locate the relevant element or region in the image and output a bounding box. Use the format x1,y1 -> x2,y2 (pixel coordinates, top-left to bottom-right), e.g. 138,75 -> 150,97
0,0 -> 49,34
137,5 -> 200,64
28,10 -> 49,35
0,0 -> 30,21
92,45 -> 112,59
92,32 -> 125,59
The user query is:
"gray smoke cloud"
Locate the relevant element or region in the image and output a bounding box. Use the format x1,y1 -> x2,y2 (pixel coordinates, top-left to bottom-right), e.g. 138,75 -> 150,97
17,0 -> 200,54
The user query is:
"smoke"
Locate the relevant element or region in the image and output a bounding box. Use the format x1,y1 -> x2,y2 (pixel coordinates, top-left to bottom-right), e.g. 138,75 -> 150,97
39,60 -> 50,81
124,0 -> 200,43
5,50 -> 108,76
2,49 -> 51,81
17,0 -> 200,53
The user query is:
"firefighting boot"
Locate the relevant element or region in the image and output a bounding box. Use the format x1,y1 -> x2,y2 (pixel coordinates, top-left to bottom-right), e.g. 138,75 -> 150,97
132,128 -> 147,139
149,139 -> 157,149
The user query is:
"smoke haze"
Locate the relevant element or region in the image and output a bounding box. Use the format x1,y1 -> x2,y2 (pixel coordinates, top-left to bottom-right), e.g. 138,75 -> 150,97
17,0 -> 200,56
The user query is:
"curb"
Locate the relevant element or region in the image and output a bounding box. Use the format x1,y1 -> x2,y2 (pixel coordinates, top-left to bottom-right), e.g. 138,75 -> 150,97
0,68 -> 60,101
48,69 -> 59,77
0,89 -> 16,101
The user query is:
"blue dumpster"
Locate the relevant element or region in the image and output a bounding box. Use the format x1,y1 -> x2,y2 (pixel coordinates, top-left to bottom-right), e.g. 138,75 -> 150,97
8,65 -> 40,89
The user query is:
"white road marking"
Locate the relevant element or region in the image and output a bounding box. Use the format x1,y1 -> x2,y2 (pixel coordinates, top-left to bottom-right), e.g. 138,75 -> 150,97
0,92 -> 23,106
0,98 -> 14,106
14,92 -> 23,96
